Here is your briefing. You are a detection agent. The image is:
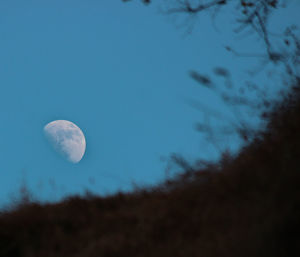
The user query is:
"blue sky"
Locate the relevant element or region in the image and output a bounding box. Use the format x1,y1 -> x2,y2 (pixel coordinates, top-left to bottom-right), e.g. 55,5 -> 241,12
0,0 -> 299,207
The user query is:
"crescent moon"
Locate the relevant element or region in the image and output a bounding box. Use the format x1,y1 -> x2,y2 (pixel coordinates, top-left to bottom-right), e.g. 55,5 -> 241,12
44,120 -> 86,163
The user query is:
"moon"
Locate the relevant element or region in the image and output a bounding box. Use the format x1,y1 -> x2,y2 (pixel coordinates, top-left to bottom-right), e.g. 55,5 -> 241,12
44,120 -> 86,163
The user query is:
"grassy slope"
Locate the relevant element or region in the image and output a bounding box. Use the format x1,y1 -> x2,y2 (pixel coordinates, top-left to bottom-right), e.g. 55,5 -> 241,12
0,85 -> 299,257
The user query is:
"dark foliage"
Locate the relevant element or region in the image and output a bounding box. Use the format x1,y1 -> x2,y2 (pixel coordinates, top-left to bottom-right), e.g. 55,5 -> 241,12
160,0 -> 300,149
122,0 -> 151,4
0,82 -> 299,257
1,1 -> 299,256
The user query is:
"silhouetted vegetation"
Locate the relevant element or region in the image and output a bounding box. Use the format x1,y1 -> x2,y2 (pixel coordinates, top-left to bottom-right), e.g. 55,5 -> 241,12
1,1 -> 299,256
0,80 -> 299,256
161,0 -> 300,147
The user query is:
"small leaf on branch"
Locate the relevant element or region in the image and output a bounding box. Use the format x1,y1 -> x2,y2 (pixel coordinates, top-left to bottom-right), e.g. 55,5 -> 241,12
189,71 -> 213,88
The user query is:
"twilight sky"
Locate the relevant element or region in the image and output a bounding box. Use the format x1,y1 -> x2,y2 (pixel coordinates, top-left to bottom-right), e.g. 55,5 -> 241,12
0,0 -> 299,207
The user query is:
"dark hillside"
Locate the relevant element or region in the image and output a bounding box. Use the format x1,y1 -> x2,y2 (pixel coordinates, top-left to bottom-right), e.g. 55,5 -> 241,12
0,84 -> 299,257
